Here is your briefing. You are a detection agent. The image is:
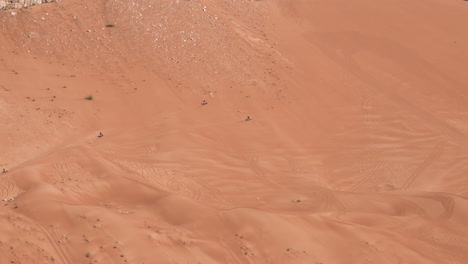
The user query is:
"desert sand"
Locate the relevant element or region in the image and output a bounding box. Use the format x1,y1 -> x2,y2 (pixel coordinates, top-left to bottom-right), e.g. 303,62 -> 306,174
1,0 -> 468,263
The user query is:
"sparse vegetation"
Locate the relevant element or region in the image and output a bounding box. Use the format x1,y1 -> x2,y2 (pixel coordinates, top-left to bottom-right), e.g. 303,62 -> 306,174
84,95 -> 93,100
85,252 -> 91,258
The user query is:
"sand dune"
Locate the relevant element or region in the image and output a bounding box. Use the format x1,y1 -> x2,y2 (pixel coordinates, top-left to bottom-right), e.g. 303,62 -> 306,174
1,0 -> 468,263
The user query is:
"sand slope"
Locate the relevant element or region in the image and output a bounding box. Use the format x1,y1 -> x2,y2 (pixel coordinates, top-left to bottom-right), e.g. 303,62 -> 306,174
1,0 -> 468,263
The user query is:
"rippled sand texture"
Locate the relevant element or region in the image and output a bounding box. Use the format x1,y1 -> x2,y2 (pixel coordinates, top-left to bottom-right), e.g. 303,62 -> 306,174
1,0 -> 468,263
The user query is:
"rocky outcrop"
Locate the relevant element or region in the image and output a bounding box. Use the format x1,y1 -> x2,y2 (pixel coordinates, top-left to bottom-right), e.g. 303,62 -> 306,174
0,0 -> 61,10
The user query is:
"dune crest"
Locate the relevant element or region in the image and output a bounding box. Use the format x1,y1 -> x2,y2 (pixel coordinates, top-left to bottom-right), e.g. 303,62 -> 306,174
1,0 -> 468,263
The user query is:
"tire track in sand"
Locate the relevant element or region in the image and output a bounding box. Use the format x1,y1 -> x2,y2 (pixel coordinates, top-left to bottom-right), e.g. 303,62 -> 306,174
406,193 -> 455,222
10,212 -> 72,264
0,175 -> 22,200
249,155 -> 291,190
102,157 -> 237,209
322,189 -> 347,213
310,35 -> 468,150
352,160 -> 385,192
250,155 -> 347,213
438,195 -> 455,221
401,141 -> 444,190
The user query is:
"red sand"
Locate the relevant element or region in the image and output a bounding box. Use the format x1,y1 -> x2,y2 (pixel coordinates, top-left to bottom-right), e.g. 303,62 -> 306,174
1,0 -> 468,263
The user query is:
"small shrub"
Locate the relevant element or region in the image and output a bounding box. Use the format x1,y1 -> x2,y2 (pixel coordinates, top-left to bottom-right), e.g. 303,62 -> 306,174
85,252 -> 90,258
106,24 -> 115,28
84,95 -> 93,101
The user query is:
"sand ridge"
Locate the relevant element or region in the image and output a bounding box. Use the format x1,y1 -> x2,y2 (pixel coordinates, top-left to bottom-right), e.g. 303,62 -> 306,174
1,0 -> 468,263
